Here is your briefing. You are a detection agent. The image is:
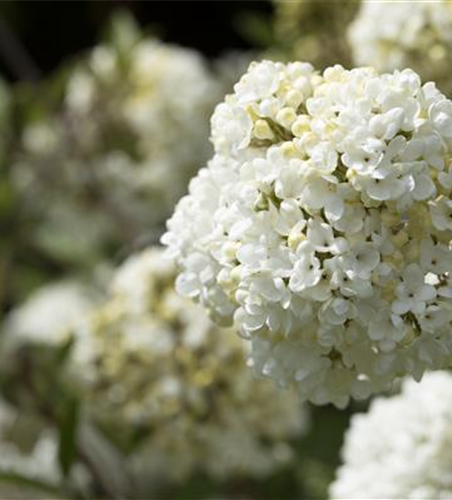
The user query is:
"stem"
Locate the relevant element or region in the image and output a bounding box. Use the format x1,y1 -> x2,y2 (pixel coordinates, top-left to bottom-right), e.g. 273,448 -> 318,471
77,446 -> 125,500
0,16 -> 41,81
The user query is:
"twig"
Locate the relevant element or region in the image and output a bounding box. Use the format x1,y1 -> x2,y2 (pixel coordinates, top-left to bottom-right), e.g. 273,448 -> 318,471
0,15 -> 41,82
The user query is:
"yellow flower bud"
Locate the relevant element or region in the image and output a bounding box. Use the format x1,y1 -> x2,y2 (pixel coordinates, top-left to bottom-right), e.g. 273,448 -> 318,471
253,119 -> 274,140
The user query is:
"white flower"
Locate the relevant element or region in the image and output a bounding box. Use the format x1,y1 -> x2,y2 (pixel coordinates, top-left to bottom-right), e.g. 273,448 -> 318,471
418,305 -> 452,333
306,219 -> 346,254
348,1 -> 452,96
211,102 -> 253,155
14,34 -> 222,256
356,170 -> 408,202
340,243 -> 380,280
234,60 -> 281,103
430,197 -> 452,231
392,264 -> 437,315
164,61 -> 452,407
330,372 -> 452,500
71,247 -> 307,482
289,242 -> 321,292
4,281 -> 98,347
368,310 -> 407,352
420,239 -> 452,274
300,175 -> 345,222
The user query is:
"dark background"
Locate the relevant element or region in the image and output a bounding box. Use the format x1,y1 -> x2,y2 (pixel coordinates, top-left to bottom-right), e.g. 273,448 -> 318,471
0,1 -> 272,82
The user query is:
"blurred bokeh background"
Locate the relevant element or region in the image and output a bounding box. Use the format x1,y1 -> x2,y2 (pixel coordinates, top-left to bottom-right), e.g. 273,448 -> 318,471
2,1 -> 452,498
0,2 -> 267,81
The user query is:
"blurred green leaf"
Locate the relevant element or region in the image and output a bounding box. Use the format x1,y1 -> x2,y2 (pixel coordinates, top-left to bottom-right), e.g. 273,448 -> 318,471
0,178 -> 16,215
0,471 -> 60,496
235,11 -> 275,48
53,337 -> 74,367
106,10 -> 141,53
57,395 -> 79,477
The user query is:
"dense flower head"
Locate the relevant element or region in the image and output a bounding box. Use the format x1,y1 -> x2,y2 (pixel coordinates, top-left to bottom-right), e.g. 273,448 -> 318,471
12,28 -> 221,261
163,60 -> 452,407
348,1 -> 452,96
330,372 -> 452,499
71,247 -> 306,481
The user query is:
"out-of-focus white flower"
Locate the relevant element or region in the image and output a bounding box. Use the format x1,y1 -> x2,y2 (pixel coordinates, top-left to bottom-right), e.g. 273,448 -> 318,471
330,372 -> 452,499
164,60 -> 452,407
63,38 -> 220,228
72,247 -> 307,482
13,33 -> 222,263
348,1 -> 452,96
5,281 -> 97,347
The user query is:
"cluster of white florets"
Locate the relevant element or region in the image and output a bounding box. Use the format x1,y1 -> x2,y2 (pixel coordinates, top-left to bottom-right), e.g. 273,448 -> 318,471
348,1 -> 452,95
163,60 -> 452,407
5,281 -> 96,347
72,248 -> 306,481
65,38 -> 219,226
330,371 -> 452,499
13,38 -> 220,259
3,280 -> 102,380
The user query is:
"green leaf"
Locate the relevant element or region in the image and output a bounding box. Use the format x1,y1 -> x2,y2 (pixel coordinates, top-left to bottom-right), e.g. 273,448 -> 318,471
57,396 -> 79,477
106,10 -> 141,52
53,336 -> 74,367
234,11 -> 275,48
0,471 -> 60,496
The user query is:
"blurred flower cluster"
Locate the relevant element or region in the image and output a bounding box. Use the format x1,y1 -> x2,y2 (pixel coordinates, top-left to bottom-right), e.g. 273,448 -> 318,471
349,1 -> 452,96
1,2 -> 452,499
12,13 -> 221,269
71,248 -> 306,487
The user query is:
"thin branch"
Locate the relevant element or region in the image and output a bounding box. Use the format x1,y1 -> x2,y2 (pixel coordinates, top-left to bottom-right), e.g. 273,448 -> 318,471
0,15 -> 41,82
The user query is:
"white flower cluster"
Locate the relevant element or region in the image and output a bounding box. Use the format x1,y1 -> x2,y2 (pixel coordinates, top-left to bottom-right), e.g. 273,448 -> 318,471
63,37 -> 219,228
348,1 -> 452,95
5,281 -> 97,349
330,372 -> 452,499
164,60 -> 452,407
13,36 -> 221,261
3,280 -> 102,378
72,248 -> 306,481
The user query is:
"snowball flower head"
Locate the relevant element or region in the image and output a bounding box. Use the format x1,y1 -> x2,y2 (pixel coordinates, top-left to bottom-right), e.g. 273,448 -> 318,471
330,372 -> 452,499
71,247 -> 306,482
348,1 -> 452,96
164,60 -> 452,407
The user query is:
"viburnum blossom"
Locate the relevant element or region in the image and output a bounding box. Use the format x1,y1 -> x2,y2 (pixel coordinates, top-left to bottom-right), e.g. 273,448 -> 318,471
348,1 -> 452,96
163,60 -> 452,407
12,24 -> 221,262
330,372 -> 452,499
71,248 -> 306,482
